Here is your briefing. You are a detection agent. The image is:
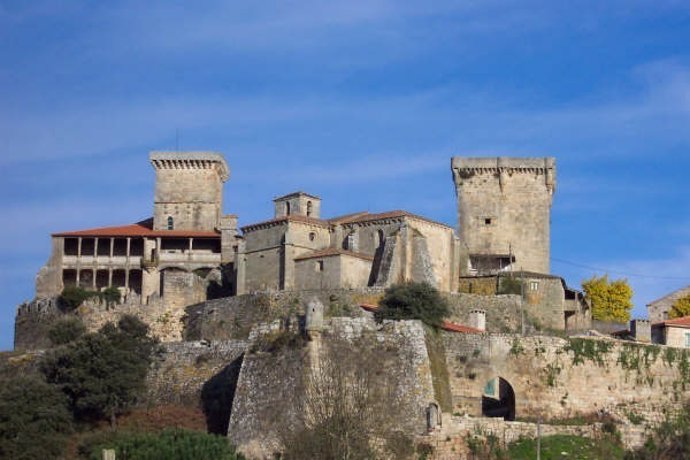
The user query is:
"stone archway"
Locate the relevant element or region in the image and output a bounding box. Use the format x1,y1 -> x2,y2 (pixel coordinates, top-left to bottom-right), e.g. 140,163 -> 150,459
481,377 -> 516,421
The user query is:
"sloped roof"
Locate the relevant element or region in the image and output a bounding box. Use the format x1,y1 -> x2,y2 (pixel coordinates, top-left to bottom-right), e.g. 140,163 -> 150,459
273,191 -> 321,201
336,210 -> 453,229
294,248 -> 374,262
655,315 -> 690,329
647,286 -> 690,307
240,214 -> 330,232
53,218 -> 220,238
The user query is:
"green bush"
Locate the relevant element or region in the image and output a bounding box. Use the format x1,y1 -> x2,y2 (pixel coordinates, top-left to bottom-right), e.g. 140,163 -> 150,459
497,276 -> 523,295
60,286 -> 99,311
81,429 -> 244,460
48,316 -> 87,345
0,374 -> 73,460
41,315 -> 159,425
374,282 -> 449,328
102,286 -> 121,307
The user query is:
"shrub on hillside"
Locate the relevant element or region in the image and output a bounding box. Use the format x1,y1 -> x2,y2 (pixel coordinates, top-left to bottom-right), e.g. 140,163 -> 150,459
80,429 -> 244,460
374,282 -> 449,328
48,316 -> 86,345
0,374 -> 73,460
41,314 -> 159,425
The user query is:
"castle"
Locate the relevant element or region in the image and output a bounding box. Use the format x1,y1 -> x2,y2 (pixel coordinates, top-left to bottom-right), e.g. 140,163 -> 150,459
16,152 -> 690,459
30,151 -> 589,338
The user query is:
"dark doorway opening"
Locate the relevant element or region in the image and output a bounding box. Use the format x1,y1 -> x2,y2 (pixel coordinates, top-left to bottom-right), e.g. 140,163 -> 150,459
481,377 -> 515,421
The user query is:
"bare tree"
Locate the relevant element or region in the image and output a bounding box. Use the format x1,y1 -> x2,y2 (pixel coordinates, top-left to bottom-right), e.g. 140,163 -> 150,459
280,333 -> 415,460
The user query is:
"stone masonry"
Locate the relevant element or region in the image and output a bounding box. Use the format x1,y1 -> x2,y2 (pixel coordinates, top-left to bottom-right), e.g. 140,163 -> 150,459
452,157 -> 556,275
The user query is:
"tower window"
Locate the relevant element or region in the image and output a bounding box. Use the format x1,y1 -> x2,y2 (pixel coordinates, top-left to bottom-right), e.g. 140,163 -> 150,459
484,218 -> 492,225
285,202 -> 291,216
167,216 -> 174,230
309,232 -> 316,241
307,201 -> 313,217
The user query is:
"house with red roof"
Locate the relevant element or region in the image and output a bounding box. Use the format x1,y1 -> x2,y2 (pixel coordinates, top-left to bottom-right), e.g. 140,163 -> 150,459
652,316 -> 690,348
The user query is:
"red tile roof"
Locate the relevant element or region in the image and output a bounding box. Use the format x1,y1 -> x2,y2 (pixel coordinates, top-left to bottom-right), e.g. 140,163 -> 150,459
294,248 -> 374,262
656,315 -> 690,329
241,214 -> 330,232
53,219 -> 220,238
358,304 -> 482,334
337,210 -> 453,229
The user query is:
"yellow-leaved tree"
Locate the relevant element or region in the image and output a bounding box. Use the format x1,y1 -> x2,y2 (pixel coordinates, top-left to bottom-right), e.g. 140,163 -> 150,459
669,294 -> 690,319
582,275 -> 633,322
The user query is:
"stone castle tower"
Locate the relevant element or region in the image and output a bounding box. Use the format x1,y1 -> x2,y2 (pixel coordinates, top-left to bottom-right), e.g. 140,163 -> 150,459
451,157 -> 556,274
150,152 -> 230,231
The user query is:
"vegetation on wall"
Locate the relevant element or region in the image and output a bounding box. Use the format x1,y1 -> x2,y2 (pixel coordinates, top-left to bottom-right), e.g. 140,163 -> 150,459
669,294 -> 690,319
629,402 -> 690,459
581,275 -> 633,322
374,282 -> 449,328
59,286 -> 121,311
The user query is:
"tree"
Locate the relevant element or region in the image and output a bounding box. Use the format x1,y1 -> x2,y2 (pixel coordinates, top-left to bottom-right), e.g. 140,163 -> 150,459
41,314 -> 159,425
582,275 -> 633,322
0,374 -> 73,460
48,316 -> 86,346
281,336 -> 414,459
374,282 -> 450,328
669,294 -> 690,319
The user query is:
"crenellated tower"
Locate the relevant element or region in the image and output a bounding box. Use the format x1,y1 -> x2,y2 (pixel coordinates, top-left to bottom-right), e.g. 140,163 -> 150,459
451,157 -> 556,274
150,151 -> 230,231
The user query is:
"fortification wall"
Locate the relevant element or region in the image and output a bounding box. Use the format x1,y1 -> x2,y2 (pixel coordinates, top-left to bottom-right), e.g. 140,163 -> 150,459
227,317 -> 437,459
146,340 -> 247,408
443,333 -> 690,426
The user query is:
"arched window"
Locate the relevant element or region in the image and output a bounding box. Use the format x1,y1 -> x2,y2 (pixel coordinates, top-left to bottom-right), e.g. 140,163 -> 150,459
167,216 -> 174,230
285,202 -> 291,216
309,232 -> 316,242
306,201 -> 313,217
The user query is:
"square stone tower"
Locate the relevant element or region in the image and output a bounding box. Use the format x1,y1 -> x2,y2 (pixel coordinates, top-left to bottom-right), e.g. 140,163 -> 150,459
451,157 -> 556,274
150,151 -> 230,231
273,191 -> 321,218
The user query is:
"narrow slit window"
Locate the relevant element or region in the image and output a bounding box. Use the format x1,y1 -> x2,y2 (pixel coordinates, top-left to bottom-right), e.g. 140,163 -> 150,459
167,216 -> 174,230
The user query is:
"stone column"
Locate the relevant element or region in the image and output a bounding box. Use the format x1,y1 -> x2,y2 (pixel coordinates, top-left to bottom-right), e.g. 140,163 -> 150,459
109,238 -> 114,258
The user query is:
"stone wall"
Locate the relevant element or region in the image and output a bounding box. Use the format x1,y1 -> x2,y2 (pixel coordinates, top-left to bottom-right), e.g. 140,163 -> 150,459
227,317 -> 437,459
442,333 -> 690,427
452,157 -> 555,274
146,340 -> 246,407
664,326 -> 690,348
418,416 -> 603,459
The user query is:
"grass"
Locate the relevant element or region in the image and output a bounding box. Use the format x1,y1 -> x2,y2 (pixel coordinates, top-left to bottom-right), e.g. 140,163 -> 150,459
507,435 -> 624,460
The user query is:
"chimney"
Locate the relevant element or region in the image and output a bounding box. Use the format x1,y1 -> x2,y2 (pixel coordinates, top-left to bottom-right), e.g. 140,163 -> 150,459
630,319 -> 651,343
469,309 -> 486,332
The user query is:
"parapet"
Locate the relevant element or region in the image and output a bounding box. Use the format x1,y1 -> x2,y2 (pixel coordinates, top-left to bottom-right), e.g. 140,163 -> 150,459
149,151 -> 230,181
451,156 -> 556,194
451,156 -> 555,172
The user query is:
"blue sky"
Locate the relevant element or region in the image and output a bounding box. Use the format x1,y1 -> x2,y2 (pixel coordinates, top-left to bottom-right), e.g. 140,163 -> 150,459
2,1 -> 690,350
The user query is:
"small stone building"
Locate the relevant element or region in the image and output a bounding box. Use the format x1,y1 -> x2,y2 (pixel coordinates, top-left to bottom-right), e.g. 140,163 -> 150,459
647,285 -> 690,323
651,316 -> 690,348
457,271 -> 590,330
